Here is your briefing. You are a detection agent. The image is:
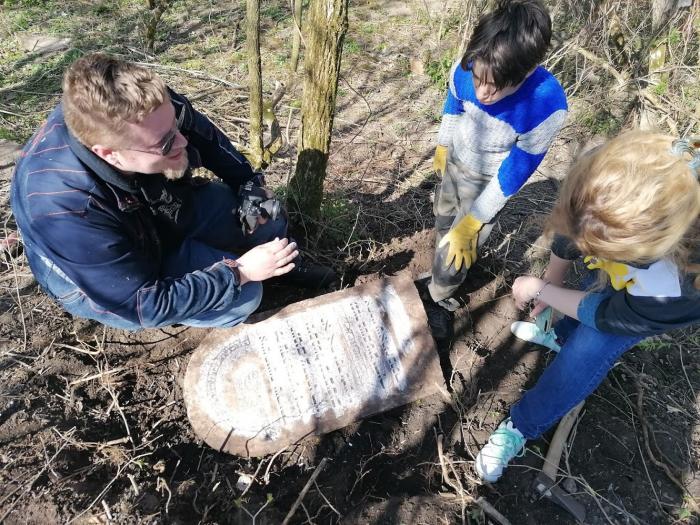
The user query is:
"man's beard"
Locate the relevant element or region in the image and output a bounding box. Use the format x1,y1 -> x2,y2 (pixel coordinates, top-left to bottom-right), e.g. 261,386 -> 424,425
162,151 -> 189,180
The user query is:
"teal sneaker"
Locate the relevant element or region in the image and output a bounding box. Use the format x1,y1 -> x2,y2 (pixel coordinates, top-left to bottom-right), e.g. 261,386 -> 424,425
510,308 -> 561,352
475,418 -> 526,482
510,321 -> 561,352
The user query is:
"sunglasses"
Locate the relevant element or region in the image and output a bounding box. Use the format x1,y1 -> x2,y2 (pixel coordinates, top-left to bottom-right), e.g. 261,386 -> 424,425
126,104 -> 185,157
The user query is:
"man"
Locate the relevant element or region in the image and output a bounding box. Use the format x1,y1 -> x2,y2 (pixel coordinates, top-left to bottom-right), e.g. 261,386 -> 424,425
10,53 -> 335,330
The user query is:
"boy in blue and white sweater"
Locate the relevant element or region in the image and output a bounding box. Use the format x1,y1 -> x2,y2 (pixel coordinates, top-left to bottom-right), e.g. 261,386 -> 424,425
425,0 -> 568,317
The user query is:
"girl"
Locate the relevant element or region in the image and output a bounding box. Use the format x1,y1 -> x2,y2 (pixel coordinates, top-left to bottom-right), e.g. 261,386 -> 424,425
475,130 -> 700,482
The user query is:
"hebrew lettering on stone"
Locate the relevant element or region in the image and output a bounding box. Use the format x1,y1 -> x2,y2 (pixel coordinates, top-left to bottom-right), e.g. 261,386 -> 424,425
184,275 -> 442,456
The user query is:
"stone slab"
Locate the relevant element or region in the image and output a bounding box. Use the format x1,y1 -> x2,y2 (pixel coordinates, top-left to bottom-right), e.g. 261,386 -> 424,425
18,33 -> 71,55
183,275 -> 442,457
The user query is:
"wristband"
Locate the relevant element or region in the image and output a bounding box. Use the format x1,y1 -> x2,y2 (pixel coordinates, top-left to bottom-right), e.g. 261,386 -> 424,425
534,280 -> 550,300
223,258 -> 243,290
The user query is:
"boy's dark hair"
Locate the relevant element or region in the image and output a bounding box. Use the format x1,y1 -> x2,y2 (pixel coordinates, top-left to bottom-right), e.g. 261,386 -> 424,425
461,0 -> 552,89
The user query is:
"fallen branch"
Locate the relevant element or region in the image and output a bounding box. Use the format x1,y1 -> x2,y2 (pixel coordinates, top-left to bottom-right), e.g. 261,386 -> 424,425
435,431 -> 512,525
281,457 -> 328,525
633,373 -> 700,515
0,439 -> 70,522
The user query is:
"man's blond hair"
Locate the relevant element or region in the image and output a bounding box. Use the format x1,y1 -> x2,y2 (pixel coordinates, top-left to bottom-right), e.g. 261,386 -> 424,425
62,53 -> 168,148
549,130 -> 700,266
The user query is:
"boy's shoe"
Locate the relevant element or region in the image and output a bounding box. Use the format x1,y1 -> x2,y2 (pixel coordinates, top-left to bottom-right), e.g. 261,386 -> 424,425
510,321 -> 561,352
271,258 -> 338,290
475,418 -> 526,483
414,275 -> 465,312
422,299 -> 454,341
436,296 -> 461,312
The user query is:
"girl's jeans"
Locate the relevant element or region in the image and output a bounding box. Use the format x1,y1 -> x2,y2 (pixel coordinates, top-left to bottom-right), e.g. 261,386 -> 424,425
510,315 -> 644,439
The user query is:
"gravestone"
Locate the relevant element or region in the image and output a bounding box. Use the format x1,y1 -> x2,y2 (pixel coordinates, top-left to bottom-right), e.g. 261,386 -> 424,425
183,275 -> 443,457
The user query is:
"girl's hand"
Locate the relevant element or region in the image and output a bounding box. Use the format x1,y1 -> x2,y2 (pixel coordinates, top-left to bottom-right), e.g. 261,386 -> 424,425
530,300 -> 548,318
512,276 -> 546,311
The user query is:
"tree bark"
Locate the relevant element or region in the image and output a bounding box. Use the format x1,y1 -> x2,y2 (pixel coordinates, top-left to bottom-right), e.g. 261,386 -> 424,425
145,0 -> 169,53
246,0 -> 264,169
288,0 -> 349,220
640,0 -> 677,129
290,0 -> 303,73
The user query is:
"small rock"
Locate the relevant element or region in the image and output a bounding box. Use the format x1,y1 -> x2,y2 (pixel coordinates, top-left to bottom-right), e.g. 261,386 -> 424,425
236,473 -> 254,492
18,33 -> 71,54
410,57 -> 425,75
562,477 -> 577,494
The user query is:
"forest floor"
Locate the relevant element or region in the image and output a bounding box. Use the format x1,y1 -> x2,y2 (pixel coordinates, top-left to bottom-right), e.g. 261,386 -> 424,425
1,0 -> 699,524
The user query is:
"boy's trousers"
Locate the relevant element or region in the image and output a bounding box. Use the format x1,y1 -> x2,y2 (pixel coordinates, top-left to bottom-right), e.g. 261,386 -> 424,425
428,157 -> 496,302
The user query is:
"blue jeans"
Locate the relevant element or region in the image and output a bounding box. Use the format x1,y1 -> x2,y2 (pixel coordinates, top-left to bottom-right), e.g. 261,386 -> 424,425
510,315 -> 643,439
28,181 -> 287,330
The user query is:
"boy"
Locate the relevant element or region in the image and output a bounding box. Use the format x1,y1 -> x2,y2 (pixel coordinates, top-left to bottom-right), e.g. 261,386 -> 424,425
423,0 -> 567,332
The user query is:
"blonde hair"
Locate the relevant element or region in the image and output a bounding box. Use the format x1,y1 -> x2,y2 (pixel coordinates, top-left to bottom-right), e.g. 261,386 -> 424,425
62,53 -> 168,147
549,130 -> 700,266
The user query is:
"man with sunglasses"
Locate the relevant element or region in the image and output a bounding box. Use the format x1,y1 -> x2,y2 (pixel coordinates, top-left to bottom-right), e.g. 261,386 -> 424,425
10,53 -> 335,330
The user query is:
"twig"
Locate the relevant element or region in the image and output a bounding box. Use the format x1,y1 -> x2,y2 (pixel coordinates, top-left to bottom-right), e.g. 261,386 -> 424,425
157,476 -> 172,514
435,431 -> 512,525
281,458 -> 328,525
131,61 -> 244,89
313,480 -> 341,518
0,440 -> 69,522
633,373 -> 700,514
0,107 -> 28,118
69,367 -> 125,386
101,500 -> 113,521
68,452 -> 153,523
436,431 -> 466,524
262,446 -> 289,485
678,345 -> 695,399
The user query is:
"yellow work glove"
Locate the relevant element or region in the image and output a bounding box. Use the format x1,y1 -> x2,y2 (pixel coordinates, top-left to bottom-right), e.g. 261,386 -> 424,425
438,214 -> 483,271
584,256 -> 633,290
432,145 -> 448,177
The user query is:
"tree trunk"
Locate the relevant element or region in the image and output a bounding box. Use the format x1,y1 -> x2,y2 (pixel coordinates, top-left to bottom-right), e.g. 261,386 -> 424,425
640,0 -> 677,129
290,0 -> 303,73
145,0 -> 169,53
288,0 -> 349,220
246,0 -> 264,169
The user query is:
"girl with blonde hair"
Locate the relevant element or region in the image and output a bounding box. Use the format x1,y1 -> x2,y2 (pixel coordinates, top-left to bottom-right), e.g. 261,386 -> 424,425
475,130 -> 700,482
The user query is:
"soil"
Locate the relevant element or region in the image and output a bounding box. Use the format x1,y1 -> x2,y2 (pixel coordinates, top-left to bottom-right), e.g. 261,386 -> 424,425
1,1 -> 699,524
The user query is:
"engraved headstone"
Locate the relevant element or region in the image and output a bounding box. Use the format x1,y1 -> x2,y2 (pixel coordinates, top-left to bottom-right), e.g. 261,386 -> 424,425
184,275 -> 443,457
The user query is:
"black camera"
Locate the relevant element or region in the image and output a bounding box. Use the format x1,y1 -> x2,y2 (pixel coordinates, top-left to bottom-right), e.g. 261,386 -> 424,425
236,180 -> 281,234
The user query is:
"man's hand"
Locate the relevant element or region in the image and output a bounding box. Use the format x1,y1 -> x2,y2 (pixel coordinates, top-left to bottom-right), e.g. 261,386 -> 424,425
235,238 -> 298,283
438,214 -> 483,271
433,145 -> 448,177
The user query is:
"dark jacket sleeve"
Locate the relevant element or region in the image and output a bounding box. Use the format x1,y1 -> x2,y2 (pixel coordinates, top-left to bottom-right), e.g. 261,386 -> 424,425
33,205 -> 244,328
576,276 -> 700,337
169,89 -> 257,193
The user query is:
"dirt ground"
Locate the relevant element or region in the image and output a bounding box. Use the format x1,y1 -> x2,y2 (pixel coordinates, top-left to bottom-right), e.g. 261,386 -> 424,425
1,1 -> 699,524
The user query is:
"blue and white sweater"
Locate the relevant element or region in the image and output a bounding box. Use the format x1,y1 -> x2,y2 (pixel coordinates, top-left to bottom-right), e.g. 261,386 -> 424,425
437,61 -> 568,223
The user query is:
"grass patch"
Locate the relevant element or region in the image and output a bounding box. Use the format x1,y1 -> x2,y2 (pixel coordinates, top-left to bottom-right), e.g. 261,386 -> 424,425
343,38 -> 361,54
261,2 -> 290,23
576,107 -> 621,136
0,127 -> 23,142
314,193 -> 361,248
425,51 -> 454,89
